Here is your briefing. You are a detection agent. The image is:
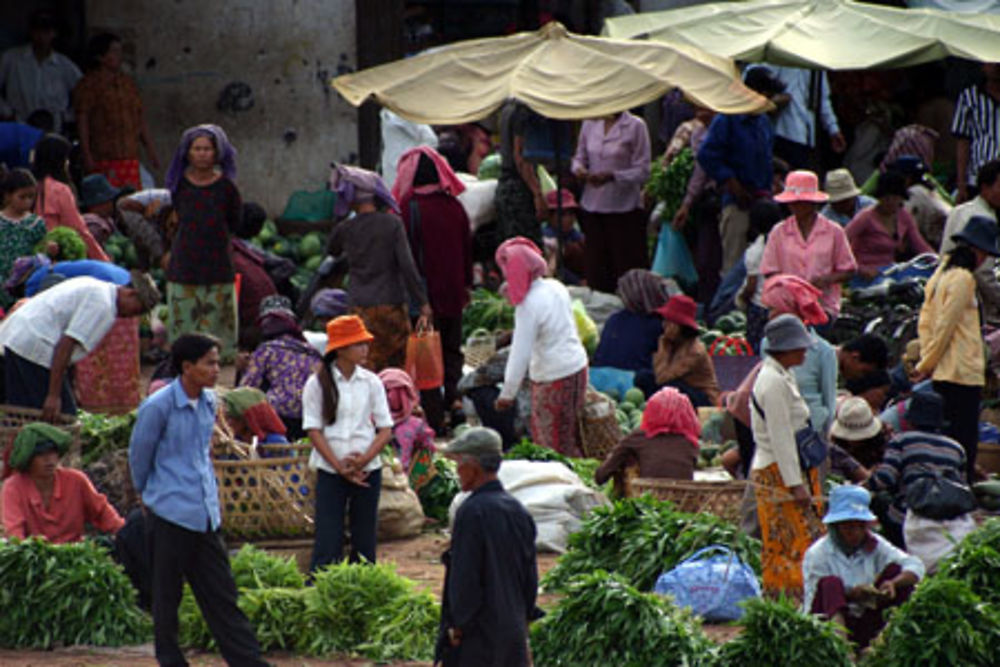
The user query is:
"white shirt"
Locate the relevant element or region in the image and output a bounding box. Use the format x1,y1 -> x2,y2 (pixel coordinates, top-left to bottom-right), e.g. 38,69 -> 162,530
301,364 -> 393,475
0,276 -> 117,367
939,195 -> 995,254
802,531 -> 925,615
743,235 -> 766,306
0,45 -> 81,129
500,278 -> 588,400
750,354 -> 812,487
380,108 -> 438,188
905,185 -> 951,240
770,66 -> 840,148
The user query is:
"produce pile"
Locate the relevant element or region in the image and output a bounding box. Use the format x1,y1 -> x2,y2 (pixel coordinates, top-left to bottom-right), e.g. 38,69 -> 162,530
0,538 -> 151,649
603,387 -> 646,435
180,545 -> 439,661
37,227 -> 87,261
416,456 -> 461,523
699,310 -> 752,356
542,495 -> 761,593
251,219 -> 327,293
504,439 -> 605,492
78,409 -> 137,466
462,288 -> 514,340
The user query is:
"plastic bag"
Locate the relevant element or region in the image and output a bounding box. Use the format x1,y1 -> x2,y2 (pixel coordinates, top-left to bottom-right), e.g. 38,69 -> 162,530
404,324 -> 444,390
571,299 -> 598,356
589,367 -> 636,400
280,189 -> 336,221
652,224 -> 698,287
653,545 -> 761,622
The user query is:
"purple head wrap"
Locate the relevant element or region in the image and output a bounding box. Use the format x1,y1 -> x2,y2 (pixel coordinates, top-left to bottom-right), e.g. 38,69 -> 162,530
310,288 -> 349,319
165,124 -> 238,194
328,164 -> 399,216
4,254 -> 50,290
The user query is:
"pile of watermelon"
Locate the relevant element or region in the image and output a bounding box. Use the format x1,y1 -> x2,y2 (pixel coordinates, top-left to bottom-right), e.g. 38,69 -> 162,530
253,220 -> 327,292
607,387 -> 646,435
698,310 -> 752,356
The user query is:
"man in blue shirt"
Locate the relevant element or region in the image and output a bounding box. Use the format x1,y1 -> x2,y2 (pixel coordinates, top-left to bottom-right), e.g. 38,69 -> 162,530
130,333 -> 266,667
697,66 -> 782,275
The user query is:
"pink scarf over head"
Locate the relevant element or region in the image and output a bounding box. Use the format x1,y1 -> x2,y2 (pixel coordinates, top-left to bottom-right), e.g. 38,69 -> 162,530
641,386 -> 701,448
495,237 -> 547,306
379,367 -> 419,425
392,145 -> 466,204
760,274 -> 829,326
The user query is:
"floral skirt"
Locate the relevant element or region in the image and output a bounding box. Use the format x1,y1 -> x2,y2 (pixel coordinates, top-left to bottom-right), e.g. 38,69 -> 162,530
93,159 -> 141,189
752,462 -> 825,598
167,282 -> 237,363
351,304 -> 410,372
530,367 -> 588,458
74,317 -> 141,411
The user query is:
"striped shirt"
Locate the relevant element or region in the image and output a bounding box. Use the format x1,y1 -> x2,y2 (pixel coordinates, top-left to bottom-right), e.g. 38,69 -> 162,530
866,430 -> 967,530
951,85 -> 1000,186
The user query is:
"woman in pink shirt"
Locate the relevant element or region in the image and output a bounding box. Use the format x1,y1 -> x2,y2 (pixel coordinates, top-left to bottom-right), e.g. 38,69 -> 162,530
760,171 -> 858,321
571,111 -> 651,293
31,134 -> 110,261
845,169 -> 934,279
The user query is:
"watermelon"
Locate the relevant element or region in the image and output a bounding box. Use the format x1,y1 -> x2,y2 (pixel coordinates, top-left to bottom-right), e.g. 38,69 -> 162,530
623,387 -> 645,407
304,255 -> 323,272
300,232 -> 324,258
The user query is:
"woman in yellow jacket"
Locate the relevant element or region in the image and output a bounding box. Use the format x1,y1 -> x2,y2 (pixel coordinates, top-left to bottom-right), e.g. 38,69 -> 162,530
916,215 -> 999,481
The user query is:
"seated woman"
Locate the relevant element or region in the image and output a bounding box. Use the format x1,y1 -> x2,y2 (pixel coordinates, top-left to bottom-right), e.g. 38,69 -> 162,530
222,387 -> 289,453
239,295 -> 322,440
2,422 -> 124,543
803,485 -> 923,650
595,386 -> 699,486
379,368 -> 436,491
830,397 -> 887,472
593,268 -> 673,374
643,294 -> 719,407
866,390 -> 976,570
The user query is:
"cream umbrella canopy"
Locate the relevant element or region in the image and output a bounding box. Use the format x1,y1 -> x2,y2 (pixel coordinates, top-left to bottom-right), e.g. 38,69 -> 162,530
603,0 -> 1000,70
331,21 -> 771,124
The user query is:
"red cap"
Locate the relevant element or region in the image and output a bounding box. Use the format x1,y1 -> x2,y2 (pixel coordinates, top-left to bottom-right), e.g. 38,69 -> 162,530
655,295 -> 699,330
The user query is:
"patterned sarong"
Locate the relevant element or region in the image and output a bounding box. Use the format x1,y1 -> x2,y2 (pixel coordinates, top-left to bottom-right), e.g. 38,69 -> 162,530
167,281 -> 238,363
73,317 -> 141,411
530,367 -> 588,458
351,304 -> 410,372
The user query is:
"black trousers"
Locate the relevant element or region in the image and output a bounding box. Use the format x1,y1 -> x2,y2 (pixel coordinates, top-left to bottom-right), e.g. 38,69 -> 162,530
933,380 -> 981,481
420,315 -> 464,434
579,208 -> 648,294
310,468 -> 382,571
147,512 -> 265,667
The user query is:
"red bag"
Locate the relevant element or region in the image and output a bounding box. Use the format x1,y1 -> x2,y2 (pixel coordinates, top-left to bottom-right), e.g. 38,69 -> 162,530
405,323 -> 444,390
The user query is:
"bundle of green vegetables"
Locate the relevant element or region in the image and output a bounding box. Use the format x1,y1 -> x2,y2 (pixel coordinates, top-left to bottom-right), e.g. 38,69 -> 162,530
0,538 -> 151,648
35,226 -> 86,261
78,409 -> 137,466
542,495 -> 760,592
711,596 -> 853,667
863,578 -> 1000,667
531,570 -> 713,666
936,518 -> 1000,605
646,148 -> 695,224
417,456 -> 461,522
462,288 -> 514,340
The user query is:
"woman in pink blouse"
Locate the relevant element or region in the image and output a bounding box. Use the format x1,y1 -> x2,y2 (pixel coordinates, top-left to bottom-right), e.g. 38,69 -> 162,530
571,111 -> 651,293
31,134 -> 109,261
845,169 -> 933,279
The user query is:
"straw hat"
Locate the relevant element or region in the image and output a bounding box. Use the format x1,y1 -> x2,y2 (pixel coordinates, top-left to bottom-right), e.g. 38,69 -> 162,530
830,396 -> 882,441
823,169 -> 861,203
775,170 -> 829,204
324,315 -> 374,354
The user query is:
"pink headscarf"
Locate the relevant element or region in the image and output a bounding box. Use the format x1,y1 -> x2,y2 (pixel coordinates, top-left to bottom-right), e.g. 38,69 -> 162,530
640,387 -> 701,448
378,368 -> 419,425
495,237 -> 547,306
392,145 -> 466,204
760,274 -> 829,326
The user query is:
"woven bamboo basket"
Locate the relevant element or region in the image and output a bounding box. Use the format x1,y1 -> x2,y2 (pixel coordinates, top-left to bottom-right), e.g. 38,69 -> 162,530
629,477 -> 747,522
0,404 -> 81,477
212,425 -> 316,540
578,389 -> 622,461
462,331 -> 497,369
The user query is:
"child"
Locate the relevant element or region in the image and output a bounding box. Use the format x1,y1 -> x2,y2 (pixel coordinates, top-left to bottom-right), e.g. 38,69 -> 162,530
0,168 -> 47,309
739,199 -> 784,353
378,368 -> 437,491
541,188 -> 586,284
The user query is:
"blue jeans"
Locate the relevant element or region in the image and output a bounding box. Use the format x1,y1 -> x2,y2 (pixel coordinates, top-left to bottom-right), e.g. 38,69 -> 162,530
310,468 -> 382,571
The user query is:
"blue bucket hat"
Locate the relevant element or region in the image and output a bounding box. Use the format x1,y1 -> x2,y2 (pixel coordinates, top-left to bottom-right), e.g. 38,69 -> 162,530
80,173 -> 124,208
952,215 -> 1000,257
823,485 -> 877,524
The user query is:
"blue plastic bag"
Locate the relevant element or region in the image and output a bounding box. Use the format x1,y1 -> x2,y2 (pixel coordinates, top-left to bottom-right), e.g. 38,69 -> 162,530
653,545 -> 761,622
589,367 -> 636,401
652,224 -> 698,287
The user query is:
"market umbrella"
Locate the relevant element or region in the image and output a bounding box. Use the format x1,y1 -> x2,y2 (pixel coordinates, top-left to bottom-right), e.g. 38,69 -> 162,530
603,0 -> 1000,70
331,21 -> 771,124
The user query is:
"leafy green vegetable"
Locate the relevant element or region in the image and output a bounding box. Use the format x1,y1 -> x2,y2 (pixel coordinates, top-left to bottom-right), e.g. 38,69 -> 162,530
646,148 -> 695,223
531,570 -> 713,666
239,587 -> 309,651
504,438 -> 608,492
417,456 -> 461,522
356,588 -> 440,662
542,495 -> 760,592
711,596 -> 852,667
78,410 -> 137,466
35,226 -> 87,261
0,538 -> 151,648
936,518 -> 1000,605
863,578 -> 1000,667
462,288 -> 514,340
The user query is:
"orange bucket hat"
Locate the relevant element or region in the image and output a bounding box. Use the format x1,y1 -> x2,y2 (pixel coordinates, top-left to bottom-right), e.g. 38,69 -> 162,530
325,315 -> 374,354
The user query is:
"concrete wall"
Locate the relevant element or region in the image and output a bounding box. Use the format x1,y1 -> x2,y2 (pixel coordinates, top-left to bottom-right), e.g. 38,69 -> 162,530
85,0 -> 358,216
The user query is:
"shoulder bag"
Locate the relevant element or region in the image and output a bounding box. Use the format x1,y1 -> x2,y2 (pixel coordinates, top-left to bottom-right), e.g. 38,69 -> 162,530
751,392 -> 828,471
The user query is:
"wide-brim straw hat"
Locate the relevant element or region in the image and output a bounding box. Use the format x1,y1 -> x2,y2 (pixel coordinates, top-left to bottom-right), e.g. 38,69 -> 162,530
823,168 -> 861,203
830,396 -> 882,441
775,170 -> 829,203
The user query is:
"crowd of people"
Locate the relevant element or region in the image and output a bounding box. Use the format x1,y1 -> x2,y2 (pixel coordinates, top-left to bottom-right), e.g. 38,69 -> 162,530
2,8 -> 1000,664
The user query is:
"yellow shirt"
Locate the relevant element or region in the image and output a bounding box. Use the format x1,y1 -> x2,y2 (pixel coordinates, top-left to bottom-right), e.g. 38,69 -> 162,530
916,265 -> 984,386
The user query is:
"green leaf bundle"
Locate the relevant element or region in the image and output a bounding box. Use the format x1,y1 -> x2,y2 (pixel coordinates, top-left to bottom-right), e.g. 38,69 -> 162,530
646,148 -> 695,222
417,456 -> 461,522
542,495 -> 761,592
936,518 -> 1000,605
0,538 -> 151,648
504,438 -> 607,492
531,570 -> 713,667
461,288 -> 515,339
78,410 -> 137,466
35,226 -> 87,261
712,596 -> 853,667
239,587 -> 309,651
863,578 -> 1000,667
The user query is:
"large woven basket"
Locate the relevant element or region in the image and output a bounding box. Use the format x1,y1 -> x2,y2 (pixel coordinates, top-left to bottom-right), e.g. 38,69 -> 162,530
462,331 -> 497,369
630,477 -> 747,522
578,389 -> 622,461
0,404 -> 81,477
